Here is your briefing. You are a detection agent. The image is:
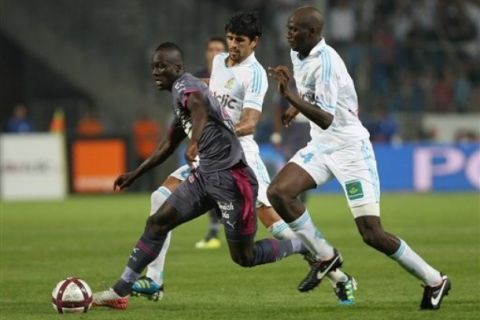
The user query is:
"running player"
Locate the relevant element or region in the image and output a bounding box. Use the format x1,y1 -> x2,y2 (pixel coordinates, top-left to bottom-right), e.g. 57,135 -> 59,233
92,42 -> 308,310
268,6 -> 450,310
131,12 -> 356,305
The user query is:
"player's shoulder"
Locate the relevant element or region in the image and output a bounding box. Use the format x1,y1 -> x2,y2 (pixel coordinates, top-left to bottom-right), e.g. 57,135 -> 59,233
212,52 -> 229,66
174,73 -> 206,93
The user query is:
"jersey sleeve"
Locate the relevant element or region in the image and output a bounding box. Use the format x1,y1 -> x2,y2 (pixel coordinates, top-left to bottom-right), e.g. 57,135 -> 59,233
242,64 -> 268,112
313,54 -> 338,115
177,78 -> 203,109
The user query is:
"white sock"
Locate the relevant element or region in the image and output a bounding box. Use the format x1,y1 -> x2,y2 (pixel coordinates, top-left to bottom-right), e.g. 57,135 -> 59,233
145,186 -> 172,285
269,220 -> 296,240
390,239 -> 442,286
288,210 -> 334,261
146,231 -> 171,286
271,217 -> 348,285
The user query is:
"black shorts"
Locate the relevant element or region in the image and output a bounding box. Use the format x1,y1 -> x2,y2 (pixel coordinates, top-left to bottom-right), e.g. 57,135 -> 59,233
167,164 -> 258,241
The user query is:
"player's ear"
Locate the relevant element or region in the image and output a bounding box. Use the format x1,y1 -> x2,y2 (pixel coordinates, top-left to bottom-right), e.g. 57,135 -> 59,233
250,36 -> 259,50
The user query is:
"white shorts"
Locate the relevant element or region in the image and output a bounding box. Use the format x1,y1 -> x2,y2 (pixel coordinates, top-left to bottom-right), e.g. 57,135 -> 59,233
244,151 -> 272,208
290,139 -> 380,209
169,153 -> 272,208
170,164 -> 191,181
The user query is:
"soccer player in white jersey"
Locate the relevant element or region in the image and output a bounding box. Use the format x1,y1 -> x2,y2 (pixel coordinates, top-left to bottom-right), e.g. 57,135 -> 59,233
127,11 -> 355,304
268,6 -> 450,310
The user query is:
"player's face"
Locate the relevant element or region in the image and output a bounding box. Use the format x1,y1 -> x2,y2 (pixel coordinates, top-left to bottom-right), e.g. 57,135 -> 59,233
151,50 -> 180,91
226,32 -> 257,64
286,16 -> 310,53
206,41 -> 225,64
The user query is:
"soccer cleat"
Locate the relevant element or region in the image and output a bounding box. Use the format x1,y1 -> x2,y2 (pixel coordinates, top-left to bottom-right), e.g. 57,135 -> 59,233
131,276 -> 164,301
92,288 -> 128,310
420,274 -> 451,310
334,274 -> 357,305
298,249 -> 343,292
195,237 -> 221,249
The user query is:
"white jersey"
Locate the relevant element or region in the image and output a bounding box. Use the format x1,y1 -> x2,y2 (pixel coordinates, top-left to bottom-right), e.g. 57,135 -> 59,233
291,38 -> 369,152
209,52 -> 268,153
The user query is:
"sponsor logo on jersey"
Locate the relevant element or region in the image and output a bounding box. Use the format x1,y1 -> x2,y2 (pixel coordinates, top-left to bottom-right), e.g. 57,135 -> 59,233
213,92 -> 239,110
345,180 -> 364,200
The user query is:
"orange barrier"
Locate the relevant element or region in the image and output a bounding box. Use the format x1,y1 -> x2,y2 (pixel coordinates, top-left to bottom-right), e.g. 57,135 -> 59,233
72,139 -> 126,192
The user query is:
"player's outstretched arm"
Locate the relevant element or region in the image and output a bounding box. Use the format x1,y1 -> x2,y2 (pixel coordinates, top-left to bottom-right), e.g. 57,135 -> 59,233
185,91 -> 209,166
268,65 -> 333,130
113,123 -> 186,191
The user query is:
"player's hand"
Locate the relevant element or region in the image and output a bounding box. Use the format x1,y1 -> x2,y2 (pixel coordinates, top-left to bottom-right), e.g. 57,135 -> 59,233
268,66 -> 291,97
282,106 -> 300,127
185,141 -> 199,168
113,172 -> 136,191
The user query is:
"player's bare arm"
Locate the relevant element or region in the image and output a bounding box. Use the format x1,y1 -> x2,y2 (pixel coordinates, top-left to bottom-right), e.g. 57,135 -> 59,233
269,65 -> 333,130
185,91 -> 209,166
113,124 -> 186,191
234,108 -> 261,136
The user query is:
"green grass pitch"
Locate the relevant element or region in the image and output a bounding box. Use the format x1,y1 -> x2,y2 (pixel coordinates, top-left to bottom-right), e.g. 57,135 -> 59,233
1,193 -> 479,320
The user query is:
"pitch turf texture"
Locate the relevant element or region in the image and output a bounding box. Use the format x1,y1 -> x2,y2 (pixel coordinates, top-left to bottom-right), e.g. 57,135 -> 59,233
1,193 -> 479,320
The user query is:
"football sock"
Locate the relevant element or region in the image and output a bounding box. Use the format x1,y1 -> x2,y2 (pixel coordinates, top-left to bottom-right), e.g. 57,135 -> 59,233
114,231 -> 167,297
269,220 -> 296,240
288,210 -> 335,260
205,211 -> 221,240
150,186 -> 171,215
390,239 -> 442,286
252,238 -> 307,266
144,186 -> 172,286
270,219 -> 348,284
145,232 -> 171,286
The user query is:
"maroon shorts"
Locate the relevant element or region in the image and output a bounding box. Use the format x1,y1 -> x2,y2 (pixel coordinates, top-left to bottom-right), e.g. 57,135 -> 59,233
167,164 -> 258,241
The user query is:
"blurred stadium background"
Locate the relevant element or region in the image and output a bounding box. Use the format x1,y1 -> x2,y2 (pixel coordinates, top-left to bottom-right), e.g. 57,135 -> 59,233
0,0 -> 479,198
0,1 -> 479,319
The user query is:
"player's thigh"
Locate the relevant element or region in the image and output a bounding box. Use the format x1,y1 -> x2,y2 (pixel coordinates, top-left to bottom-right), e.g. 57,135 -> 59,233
329,140 -> 381,209
166,171 -> 215,224
245,152 -> 272,207
206,166 -> 258,242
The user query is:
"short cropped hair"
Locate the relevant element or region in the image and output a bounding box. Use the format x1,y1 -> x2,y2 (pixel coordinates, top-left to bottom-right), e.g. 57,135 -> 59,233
155,42 -> 184,60
225,12 -> 262,40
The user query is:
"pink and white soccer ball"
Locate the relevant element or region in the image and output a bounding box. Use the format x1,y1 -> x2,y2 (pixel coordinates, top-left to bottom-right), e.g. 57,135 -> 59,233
51,277 -> 93,313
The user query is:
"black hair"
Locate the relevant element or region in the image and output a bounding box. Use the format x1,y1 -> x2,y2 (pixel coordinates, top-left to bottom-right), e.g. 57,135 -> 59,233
155,42 -> 184,61
225,11 -> 262,40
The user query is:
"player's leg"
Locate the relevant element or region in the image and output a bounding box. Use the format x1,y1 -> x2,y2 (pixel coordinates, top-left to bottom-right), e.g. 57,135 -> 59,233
131,174 -> 185,300
94,173 -> 212,309
132,165 -> 190,300
194,210 -> 222,249
213,164 -> 308,267
267,150 -> 349,294
337,139 -> 448,310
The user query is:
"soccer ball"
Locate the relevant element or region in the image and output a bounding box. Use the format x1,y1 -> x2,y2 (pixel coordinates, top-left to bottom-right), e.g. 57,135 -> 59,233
51,277 -> 93,313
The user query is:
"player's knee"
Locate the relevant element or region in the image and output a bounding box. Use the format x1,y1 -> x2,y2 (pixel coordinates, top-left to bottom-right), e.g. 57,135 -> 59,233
360,229 -> 384,249
231,253 -> 255,268
146,215 -> 170,236
267,183 -> 286,206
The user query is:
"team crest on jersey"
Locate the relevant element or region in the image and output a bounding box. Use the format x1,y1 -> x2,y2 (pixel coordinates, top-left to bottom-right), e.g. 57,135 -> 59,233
224,77 -> 235,89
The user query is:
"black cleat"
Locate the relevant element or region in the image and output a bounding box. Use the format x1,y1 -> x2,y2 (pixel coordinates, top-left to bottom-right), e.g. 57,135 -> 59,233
420,274 -> 451,310
298,249 -> 343,292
